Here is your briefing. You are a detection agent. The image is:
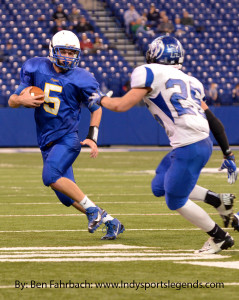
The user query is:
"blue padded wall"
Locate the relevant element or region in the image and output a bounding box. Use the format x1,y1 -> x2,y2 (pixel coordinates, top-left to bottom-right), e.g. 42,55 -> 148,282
0,107 -> 239,147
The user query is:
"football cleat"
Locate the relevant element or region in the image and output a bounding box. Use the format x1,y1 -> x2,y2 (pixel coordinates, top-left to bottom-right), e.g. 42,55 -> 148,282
101,218 -> 125,240
232,212 -> 239,232
86,206 -> 107,233
217,193 -> 235,227
195,233 -> 234,254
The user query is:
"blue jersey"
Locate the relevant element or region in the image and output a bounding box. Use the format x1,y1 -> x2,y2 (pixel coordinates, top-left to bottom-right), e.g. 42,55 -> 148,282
15,57 -> 100,149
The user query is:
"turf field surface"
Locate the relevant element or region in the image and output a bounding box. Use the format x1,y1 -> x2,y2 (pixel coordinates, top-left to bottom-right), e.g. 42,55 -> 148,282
0,149 -> 238,299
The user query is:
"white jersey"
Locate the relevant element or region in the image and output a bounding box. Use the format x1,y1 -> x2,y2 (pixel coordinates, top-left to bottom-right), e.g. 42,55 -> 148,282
131,63 -> 209,148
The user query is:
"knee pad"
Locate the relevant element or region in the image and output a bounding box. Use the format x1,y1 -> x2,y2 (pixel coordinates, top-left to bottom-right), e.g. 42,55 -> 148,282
165,198 -> 177,210
165,193 -> 188,211
42,163 -> 61,186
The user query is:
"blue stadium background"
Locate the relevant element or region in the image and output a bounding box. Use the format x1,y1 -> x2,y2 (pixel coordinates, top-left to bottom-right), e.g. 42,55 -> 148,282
0,0 -> 239,146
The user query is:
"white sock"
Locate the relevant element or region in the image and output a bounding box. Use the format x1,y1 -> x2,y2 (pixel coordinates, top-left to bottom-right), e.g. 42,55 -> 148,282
176,199 -> 215,232
189,185 -> 208,201
79,195 -> 96,209
102,214 -> 114,223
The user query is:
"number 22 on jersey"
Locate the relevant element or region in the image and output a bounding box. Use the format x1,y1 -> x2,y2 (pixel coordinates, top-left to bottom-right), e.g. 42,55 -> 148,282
43,83 -> 62,115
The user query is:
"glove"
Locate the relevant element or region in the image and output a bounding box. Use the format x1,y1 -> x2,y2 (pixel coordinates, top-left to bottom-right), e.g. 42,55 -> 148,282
88,90 -> 113,108
218,154 -> 238,184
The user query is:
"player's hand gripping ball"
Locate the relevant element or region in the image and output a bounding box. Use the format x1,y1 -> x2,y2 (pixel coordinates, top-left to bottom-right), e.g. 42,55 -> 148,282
29,86 -> 45,100
20,86 -> 45,108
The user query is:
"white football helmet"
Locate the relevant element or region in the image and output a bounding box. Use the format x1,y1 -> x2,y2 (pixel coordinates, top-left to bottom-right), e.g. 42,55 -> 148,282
49,30 -> 81,70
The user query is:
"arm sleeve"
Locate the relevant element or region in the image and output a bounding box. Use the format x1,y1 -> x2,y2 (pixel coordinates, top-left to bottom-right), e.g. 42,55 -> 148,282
205,108 -> 231,156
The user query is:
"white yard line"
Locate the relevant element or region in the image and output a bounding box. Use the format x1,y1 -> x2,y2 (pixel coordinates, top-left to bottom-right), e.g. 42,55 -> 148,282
0,201 -> 158,205
1,146 -> 239,154
0,255 -> 230,262
0,193 -> 153,198
0,229 -> 199,233
0,250 -> 234,265
0,252 -> 225,258
0,213 -> 219,217
0,244 -> 153,251
0,245 -> 236,269
0,227 -> 236,233
0,147 -> 168,153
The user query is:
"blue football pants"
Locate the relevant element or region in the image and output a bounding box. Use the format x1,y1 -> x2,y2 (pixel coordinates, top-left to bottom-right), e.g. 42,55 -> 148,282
151,137 -> 213,210
41,132 -> 81,207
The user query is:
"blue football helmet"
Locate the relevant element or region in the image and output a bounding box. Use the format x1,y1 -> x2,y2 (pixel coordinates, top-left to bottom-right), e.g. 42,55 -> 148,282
146,35 -> 184,66
49,30 -> 81,70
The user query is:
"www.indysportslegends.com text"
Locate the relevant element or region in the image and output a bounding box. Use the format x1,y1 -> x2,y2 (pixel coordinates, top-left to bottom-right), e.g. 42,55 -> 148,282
15,279 -> 224,291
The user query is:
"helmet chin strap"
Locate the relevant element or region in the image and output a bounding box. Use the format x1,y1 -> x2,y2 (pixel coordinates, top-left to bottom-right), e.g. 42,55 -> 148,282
54,59 -> 71,72
57,58 -> 72,69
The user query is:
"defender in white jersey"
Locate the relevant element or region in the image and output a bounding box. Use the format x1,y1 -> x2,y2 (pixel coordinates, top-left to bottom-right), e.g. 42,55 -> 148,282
131,62 -> 209,148
89,36 -> 236,253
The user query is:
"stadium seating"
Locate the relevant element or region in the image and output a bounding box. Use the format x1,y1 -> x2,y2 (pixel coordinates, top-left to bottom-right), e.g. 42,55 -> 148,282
0,0 -> 238,106
0,0 -> 132,105
104,0 -> 239,102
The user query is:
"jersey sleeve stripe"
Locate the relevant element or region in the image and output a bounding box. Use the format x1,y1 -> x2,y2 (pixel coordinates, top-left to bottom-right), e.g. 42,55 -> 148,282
145,67 -> 154,87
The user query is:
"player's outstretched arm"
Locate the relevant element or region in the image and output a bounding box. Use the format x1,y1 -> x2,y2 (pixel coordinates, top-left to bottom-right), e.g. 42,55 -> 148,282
89,88 -> 149,112
8,87 -> 45,108
201,101 -> 237,184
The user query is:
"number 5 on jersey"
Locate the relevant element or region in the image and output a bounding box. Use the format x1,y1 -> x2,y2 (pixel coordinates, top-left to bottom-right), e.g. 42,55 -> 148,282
43,83 -> 62,115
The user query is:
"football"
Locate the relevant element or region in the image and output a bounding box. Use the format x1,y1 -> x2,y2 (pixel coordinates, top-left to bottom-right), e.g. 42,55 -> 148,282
20,86 -> 45,100
29,86 -> 45,100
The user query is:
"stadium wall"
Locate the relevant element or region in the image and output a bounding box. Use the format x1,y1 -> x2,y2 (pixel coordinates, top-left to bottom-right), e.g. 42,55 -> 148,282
0,107 -> 238,147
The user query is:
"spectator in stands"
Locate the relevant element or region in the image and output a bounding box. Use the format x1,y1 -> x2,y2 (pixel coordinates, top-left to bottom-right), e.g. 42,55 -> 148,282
141,10 -> 148,24
157,15 -> 174,34
124,4 -> 140,35
80,33 -> 93,52
0,41 -> 15,62
159,10 -> 167,23
206,83 -> 221,106
74,16 -> 94,34
174,16 -> 186,37
147,3 -> 160,28
131,18 -> 154,37
180,10 -> 194,27
52,4 -> 68,22
93,35 -> 104,51
232,84 -> 239,105
5,42 -> 15,61
51,19 -> 66,35
68,5 -> 81,24
68,6 -> 81,30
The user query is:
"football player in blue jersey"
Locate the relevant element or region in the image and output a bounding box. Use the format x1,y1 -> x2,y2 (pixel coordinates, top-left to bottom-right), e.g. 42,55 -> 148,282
88,36 -> 237,253
8,30 -> 124,240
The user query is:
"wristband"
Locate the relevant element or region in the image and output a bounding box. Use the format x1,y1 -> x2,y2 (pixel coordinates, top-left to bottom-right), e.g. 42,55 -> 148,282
86,126 -> 99,144
98,95 -> 105,107
224,149 -> 232,158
